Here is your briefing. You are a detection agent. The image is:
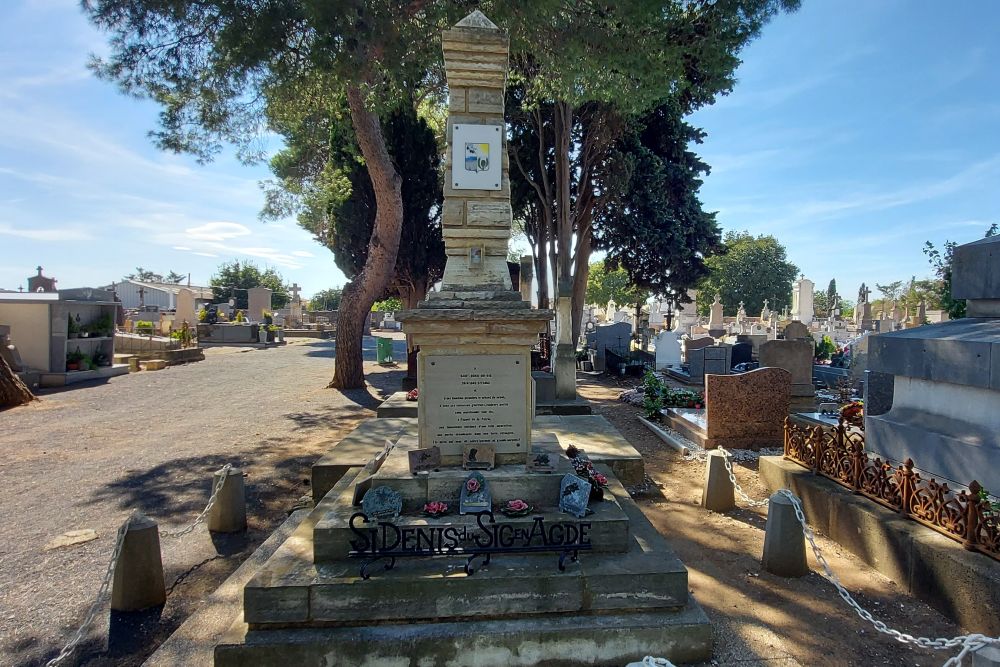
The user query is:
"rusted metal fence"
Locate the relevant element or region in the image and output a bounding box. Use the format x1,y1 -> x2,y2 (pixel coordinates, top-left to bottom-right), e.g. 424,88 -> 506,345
783,416 -> 999,562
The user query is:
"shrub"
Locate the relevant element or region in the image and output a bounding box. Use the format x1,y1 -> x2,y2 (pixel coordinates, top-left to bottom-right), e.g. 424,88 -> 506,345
135,320 -> 154,335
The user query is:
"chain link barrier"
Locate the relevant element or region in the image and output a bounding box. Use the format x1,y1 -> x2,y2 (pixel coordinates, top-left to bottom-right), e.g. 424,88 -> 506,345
45,512 -> 135,667
159,464 -> 232,538
713,447 -> 1000,666
45,464 -> 233,666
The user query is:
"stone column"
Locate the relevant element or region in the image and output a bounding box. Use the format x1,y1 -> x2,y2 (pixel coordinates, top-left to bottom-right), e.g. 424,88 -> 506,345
791,276 -> 814,325
518,255 -> 533,305
554,289 -> 576,400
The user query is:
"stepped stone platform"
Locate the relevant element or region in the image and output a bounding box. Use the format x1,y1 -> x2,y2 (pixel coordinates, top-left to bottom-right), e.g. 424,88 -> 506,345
215,417 -> 712,666
662,407 -> 708,448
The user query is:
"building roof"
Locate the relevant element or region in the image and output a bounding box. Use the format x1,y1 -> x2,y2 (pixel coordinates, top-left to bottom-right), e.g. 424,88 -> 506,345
107,279 -> 214,301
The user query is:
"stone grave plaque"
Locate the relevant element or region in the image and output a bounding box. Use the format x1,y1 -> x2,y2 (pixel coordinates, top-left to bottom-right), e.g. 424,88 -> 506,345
527,448 -> 556,474
353,439 -> 395,505
704,346 -> 730,376
408,446 -> 441,474
463,444 -> 496,471
459,472 -> 491,515
361,486 -> 402,522
559,474 -> 592,518
422,354 -> 526,454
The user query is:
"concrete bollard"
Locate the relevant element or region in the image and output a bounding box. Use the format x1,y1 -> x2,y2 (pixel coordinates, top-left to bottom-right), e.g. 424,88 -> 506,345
761,492 -> 809,577
972,644 -> 1000,666
111,512 -> 166,611
701,450 -> 735,512
208,467 -> 247,533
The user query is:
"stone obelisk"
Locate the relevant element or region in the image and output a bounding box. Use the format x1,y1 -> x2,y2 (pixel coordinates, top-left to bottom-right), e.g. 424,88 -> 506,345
396,11 -> 552,463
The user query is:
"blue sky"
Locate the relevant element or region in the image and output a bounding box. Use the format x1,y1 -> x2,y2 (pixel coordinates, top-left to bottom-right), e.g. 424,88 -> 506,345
1,1 -> 998,302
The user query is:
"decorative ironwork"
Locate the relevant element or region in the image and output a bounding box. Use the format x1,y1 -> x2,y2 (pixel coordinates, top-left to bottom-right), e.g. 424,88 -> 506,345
783,416 -> 999,562
348,511 -> 592,578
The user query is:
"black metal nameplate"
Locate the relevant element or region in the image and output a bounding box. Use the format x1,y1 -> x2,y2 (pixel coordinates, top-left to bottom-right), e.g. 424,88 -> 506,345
348,512 -> 592,578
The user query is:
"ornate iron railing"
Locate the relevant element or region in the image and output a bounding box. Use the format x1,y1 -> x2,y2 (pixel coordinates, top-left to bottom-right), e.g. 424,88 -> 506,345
783,416 -> 999,562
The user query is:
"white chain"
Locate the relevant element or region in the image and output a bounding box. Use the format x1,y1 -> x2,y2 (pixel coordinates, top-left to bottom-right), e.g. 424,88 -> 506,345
713,448 -> 1000,666
47,465 -> 234,665
45,512 -> 135,667
159,464 -> 233,538
716,447 -> 770,507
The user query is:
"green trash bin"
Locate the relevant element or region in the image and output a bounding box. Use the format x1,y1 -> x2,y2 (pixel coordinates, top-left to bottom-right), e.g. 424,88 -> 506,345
376,336 -> 394,365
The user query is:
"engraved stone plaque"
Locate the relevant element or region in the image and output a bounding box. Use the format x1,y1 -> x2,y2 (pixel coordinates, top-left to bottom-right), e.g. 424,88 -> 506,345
421,354 -> 527,455
463,444 -> 495,470
408,446 -> 441,474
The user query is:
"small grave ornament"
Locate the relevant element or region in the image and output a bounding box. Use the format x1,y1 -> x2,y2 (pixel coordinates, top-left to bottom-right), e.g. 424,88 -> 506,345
527,448 -> 555,474
463,444 -> 496,471
460,472 -> 492,515
559,473 -> 592,518
408,446 -> 441,474
361,486 -> 403,522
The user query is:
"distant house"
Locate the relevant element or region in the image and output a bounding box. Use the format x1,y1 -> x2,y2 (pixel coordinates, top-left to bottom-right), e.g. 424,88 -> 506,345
105,280 -> 214,310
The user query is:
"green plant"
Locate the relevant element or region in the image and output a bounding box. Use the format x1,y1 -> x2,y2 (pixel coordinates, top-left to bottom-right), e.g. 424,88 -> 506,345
67,348 -> 84,363
198,307 -> 208,322
67,316 -> 79,334
661,388 -> 703,408
92,313 -> 114,336
642,370 -> 664,399
234,310 -> 246,323
135,320 -> 154,335
642,394 -> 664,419
815,335 -> 837,361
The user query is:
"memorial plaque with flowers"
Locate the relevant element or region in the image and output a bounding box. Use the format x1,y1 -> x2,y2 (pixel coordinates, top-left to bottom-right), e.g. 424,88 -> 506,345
459,472 -> 491,515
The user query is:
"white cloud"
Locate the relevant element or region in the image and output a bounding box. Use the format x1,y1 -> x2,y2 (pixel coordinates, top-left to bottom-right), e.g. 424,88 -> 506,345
291,250 -> 315,258
0,222 -> 92,241
184,221 -> 252,242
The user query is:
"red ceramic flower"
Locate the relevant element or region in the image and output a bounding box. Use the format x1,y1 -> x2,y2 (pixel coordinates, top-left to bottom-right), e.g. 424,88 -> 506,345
406,388 -> 419,401
423,501 -> 449,515
506,499 -> 528,511
593,473 -> 609,487
466,478 -> 481,493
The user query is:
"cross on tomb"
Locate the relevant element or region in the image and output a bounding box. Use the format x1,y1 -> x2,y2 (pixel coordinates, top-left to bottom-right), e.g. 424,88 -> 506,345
290,283 -> 301,303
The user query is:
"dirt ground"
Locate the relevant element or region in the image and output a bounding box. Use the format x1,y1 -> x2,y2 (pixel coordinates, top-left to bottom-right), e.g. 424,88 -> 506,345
577,373 -> 965,667
0,336 -> 408,667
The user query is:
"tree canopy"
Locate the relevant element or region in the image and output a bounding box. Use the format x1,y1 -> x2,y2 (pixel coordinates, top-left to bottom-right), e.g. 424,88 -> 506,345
125,267 -> 184,283
696,231 -> 798,316
310,288 -> 343,311
209,261 -> 289,310
586,260 -> 649,310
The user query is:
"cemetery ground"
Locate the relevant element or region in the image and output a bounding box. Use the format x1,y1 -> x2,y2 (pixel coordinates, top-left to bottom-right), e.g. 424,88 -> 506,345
0,342 -> 966,667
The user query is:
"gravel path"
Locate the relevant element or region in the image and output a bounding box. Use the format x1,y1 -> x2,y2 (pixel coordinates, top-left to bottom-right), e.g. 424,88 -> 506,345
0,336 -> 408,666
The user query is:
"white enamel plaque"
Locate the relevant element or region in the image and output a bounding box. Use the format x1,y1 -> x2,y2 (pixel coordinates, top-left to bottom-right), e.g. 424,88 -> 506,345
451,124 -> 503,191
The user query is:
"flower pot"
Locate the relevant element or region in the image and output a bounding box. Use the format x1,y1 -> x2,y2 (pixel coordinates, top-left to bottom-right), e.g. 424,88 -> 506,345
589,486 -> 604,502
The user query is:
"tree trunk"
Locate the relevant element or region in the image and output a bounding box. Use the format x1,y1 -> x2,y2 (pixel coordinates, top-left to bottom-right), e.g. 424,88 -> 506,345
553,101 -> 574,293
0,356 -> 34,409
571,231 -> 593,344
330,84 -> 404,390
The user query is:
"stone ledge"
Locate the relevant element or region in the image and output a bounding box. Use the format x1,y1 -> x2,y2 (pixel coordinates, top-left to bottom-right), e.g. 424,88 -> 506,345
311,419 -> 413,502
760,456 -> 1000,635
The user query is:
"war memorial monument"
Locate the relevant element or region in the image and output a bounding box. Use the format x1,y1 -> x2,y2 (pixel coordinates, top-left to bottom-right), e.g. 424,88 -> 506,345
214,13 -> 712,665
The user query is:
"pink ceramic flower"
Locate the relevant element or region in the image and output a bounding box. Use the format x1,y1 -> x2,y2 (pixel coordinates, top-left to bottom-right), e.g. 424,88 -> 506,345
424,501 -> 448,514
593,473 -> 608,487
466,478 -> 481,493
506,499 -> 528,511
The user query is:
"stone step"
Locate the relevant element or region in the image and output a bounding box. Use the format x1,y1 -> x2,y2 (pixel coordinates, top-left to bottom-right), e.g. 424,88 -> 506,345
217,602 -> 712,667
246,478 -> 682,627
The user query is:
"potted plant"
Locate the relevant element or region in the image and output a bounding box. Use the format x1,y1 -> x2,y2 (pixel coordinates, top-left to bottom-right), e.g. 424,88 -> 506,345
67,316 -> 79,339
66,348 -> 84,371
78,324 -> 89,338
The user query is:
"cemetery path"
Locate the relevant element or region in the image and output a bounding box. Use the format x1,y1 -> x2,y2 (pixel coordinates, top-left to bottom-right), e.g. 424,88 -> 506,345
0,337 -> 407,667
578,375 -> 964,667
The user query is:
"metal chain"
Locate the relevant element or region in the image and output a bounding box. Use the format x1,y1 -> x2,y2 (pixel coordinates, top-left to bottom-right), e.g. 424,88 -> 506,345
713,448 -> 1000,665
45,512 -> 135,667
159,464 -> 233,538
716,447 -> 770,508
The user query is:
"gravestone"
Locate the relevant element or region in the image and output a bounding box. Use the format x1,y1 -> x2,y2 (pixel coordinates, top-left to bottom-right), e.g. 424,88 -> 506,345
759,339 -> 814,397
791,276 -> 814,325
730,342 -> 753,368
247,287 -> 272,321
688,344 -> 732,384
559,473 -> 591,518
584,322 -> 632,372
708,295 -> 724,336
682,335 -> 715,364
704,367 -> 791,449
782,320 -> 810,340
175,287 -> 197,328
653,329 -> 681,369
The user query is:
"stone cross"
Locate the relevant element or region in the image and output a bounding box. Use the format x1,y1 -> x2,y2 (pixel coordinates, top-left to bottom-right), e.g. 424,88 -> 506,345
290,283 -> 301,303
